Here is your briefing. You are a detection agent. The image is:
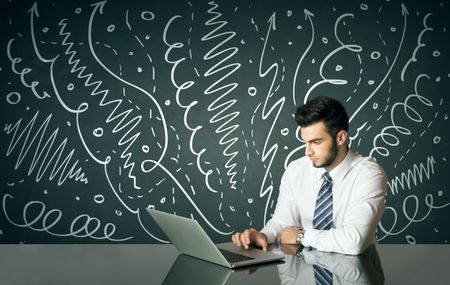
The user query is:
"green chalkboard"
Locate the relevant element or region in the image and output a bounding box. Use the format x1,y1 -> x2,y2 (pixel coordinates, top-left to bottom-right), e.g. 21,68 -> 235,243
1,0 -> 449,244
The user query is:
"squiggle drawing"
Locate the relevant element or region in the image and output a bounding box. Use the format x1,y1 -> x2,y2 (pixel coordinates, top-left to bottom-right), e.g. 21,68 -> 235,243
4,111 -> 88,186
2,193 -> 132,241
1,0 -> 448,244
202,2 -> 241,191
378,193 -> 450,244
388,156 -> 436,196
370,74 -> 433,158
258,12 -> 285,225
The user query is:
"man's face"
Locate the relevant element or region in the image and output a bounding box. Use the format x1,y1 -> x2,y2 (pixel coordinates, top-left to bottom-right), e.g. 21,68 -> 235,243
300,121 -> 338,169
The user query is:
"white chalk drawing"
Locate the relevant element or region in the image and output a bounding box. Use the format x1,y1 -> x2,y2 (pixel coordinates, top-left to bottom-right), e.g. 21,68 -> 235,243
4,111 -> 88,186
1,0 -> 448,244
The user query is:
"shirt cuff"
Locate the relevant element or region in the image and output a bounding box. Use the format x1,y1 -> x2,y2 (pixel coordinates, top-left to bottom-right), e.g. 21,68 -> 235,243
302,228 -> 320,248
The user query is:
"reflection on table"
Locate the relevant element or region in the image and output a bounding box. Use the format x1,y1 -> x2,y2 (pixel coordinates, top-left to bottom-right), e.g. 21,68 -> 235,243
162,244 -> 384,285
2,244 -> 449,284
277,244 -> 384,285
162,254 -> 233,285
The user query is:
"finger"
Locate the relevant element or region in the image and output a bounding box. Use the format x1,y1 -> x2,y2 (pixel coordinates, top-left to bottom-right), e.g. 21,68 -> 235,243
237,234 -> 245,247
256,235 -> 268,251
242,231 -> 251,249
245,233 -> 251,247
262,243 -> 267,251
262,237 -> 268,251
233,233 -> 241,247
258,240 -> 267,251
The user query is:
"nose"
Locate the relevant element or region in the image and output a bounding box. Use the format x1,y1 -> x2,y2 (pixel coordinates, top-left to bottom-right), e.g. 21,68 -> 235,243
305,143 -> 312,156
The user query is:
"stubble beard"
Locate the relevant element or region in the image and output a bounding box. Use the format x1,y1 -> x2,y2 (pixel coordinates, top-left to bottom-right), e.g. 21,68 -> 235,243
313,138 -> 338,169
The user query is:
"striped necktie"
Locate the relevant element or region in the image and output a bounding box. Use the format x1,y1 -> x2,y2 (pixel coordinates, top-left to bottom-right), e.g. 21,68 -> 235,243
313,172 -> 333,230
313,264 -> 333,285
312,172 -> 333,284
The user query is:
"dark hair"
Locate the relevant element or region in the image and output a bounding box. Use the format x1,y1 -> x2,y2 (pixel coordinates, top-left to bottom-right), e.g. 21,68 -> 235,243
295,96 -> 349,137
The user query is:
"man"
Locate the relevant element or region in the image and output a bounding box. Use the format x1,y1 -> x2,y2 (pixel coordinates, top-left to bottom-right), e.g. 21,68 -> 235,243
232,96 -> 387,255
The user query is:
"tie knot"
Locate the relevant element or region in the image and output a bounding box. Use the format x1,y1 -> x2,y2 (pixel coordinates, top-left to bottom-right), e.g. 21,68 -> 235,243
323,172 -> 332,183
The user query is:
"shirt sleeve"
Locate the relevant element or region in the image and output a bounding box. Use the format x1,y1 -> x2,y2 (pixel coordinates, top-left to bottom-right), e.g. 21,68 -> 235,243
260,163 -> 301,244
302,167 -> 387,255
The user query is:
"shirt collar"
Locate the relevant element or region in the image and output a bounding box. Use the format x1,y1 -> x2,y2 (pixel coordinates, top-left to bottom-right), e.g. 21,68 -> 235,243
327,148 -> 356,184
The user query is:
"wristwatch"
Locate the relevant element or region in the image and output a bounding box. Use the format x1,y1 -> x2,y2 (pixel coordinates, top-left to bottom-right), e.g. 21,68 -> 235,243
296,246 -> 305,258
296,232 -> 304,245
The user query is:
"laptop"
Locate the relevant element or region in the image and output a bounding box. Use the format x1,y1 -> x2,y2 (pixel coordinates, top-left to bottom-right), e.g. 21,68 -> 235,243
147,208 -> 284,268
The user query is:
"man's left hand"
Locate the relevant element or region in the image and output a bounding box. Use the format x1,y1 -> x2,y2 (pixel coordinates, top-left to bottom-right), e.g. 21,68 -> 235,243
280,227 -> 304,244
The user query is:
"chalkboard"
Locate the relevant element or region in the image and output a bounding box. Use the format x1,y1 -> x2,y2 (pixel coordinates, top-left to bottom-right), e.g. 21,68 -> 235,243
1,0 -> 449,244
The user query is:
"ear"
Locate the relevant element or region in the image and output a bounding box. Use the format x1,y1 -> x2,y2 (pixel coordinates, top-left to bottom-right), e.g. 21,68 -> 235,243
336,130 -> 348,146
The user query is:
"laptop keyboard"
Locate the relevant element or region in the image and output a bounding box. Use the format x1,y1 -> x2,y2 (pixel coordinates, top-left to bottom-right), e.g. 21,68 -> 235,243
219,248 -> 255,263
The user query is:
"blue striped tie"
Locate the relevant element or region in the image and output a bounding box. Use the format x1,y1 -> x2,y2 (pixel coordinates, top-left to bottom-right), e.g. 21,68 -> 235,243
313,264 -> 333,285
313,172 -> 333,230
312,172 -> 333,284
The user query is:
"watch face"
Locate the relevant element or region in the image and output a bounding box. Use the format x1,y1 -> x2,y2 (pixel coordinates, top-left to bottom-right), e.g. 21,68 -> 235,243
296,233 -> 302,244
296,232 -> 304,245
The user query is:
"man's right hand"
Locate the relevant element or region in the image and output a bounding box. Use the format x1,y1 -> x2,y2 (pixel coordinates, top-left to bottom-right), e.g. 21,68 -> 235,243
231,228 -> 268,251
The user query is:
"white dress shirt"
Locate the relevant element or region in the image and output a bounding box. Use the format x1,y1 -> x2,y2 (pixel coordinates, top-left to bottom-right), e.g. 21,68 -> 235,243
261,149 -> 387,255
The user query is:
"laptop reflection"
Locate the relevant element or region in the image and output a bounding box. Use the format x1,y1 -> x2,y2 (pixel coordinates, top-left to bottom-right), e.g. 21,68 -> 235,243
162,254 -> 233,285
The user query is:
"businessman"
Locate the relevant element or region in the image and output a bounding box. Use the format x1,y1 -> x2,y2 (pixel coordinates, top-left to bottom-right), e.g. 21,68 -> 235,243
232,96 -> 387,255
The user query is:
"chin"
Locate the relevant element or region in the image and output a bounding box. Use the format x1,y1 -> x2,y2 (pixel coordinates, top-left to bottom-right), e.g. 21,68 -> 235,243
312,162 -> 323,168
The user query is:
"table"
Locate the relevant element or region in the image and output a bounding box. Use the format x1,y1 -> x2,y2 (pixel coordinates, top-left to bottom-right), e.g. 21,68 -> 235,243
1,244 -> 449,284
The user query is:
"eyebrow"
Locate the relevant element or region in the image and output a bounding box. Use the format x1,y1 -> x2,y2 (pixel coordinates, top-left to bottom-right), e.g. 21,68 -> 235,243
300,137 -> 323,143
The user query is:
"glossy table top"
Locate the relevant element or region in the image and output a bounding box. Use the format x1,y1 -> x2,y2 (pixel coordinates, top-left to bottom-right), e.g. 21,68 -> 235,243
1,244 -> 449,284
